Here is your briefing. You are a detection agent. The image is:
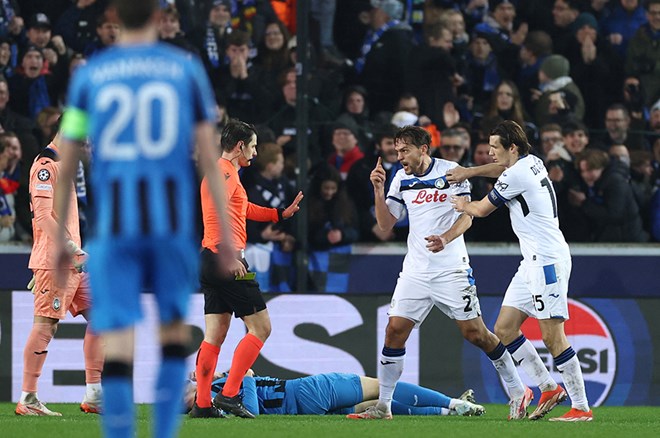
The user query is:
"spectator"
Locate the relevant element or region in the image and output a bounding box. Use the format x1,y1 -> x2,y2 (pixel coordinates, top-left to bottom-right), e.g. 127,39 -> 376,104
517,30 -> 553,116
547,121 -> 591,241
335,85 -> 376,154
629,150 -> 657,233
622,75 -> 650,125
307,164 -> 359,250
193,0 -> 233,84
464,139 -> 515,242
563,13 -> 624,129
474,0 -> 528,78
439,9 -> 469,58
267,67 -> 332,169
158,4 -> 199,56
533,54 -> 585,126
83,9 -> 120,57
538,123 -> 564,159
395,93 -> 441,148
0,1 -> 22,40
216,30 -> 269,124
0,139 -> 15,241
404,22 -> 459,129
436,127 -> 471,167
0,37 -> 14,78
571,149 -> 648,242
602,103 -> 648,150
346,124 -> 408,242
55,0 -> 109,54
355,0 -> 414,116
650,99 -> 660,138
550,0 -> 581,55
0,132 -> 22,241
243,142 -> 297,290
626,0 -> 660,106
461,30 -> 504,118
244,142 -> 297,250
600,0 -> 648,57
253,20 -> 292,96
8,45 -> 61,119
327,122 -> 365,180
479,80 -> 535,142
24,13 -> 69,77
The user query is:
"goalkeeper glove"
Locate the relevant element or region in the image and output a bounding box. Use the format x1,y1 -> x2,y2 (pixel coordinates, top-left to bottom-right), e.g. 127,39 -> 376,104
66,239 -> 88,273
27,275 -> 36,294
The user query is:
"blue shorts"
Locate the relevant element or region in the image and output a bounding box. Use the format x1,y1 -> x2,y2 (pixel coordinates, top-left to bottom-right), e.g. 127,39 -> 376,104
287,373 -> 363,415
86,237 -> 199,332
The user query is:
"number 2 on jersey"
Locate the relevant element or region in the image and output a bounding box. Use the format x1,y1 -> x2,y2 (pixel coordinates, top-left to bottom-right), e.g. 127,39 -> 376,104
97,82 -> 178,160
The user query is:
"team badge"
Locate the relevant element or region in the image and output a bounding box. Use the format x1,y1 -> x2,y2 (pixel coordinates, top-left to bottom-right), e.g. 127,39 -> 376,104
52,298 -> 61,311
38,169 -> 50,181
434,177 -> 447,189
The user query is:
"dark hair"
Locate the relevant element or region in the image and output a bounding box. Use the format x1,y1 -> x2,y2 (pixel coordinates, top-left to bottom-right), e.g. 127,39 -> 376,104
561,119 -> 588,136
257,21 -> 291,71
523,31 -> 553,57
576,149 -> 609,171
220,119 -> 257,152
394,126 -> 431,148
490,120 -> 531,155
226,30 -> 251,48
375,124 -> 397,144
112,0 -> 157,29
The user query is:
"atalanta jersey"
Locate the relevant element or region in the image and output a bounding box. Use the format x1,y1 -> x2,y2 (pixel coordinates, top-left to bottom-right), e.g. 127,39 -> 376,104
386,158 -> 472,273
488,154 -> 570,265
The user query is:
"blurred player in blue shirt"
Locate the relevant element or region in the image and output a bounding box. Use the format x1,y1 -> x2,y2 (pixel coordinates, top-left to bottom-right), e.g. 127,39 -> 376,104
54,1 -> 233,437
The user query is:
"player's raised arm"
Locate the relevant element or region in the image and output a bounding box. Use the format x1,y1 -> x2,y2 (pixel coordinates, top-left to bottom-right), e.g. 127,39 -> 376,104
446,163 -> 505,183
371,157 -> 397,232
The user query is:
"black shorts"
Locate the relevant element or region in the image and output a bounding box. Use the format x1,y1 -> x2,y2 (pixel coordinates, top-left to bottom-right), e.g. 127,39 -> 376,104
199,248 -> 267,317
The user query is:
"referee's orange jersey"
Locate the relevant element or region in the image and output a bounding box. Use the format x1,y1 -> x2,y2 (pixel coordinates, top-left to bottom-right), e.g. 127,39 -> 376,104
201,158 -> 279,253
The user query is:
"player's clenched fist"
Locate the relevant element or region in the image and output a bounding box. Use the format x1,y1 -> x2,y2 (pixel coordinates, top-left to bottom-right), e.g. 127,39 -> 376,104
370,157 -> 386,191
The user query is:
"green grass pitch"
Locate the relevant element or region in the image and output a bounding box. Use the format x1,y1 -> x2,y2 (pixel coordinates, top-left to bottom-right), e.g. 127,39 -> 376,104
2,404 -> 660,438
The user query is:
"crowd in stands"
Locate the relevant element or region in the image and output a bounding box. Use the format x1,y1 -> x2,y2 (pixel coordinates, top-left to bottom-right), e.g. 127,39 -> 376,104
1,0 -> 659,251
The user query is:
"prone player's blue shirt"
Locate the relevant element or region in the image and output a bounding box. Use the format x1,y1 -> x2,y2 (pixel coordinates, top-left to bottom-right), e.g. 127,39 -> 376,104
65,42 -> 216,240
210,373 -> 363,415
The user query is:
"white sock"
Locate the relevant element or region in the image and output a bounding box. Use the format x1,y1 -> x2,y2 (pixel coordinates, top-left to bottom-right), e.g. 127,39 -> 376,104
20,391 -> 35,403
489,344 -> 525,398
86,382 -> 102,399
555,351 -> 589,411
509,337 -> 557,392
440,408 -> 451,416
448,398 -> 459,410
378,349 -> 405,411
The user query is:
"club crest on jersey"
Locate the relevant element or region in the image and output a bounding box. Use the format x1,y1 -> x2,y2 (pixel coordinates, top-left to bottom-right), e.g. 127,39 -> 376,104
434,177 -> 447,189
495,181 -> 509,192
38,169 -> 50,181
52,298 -> 61,311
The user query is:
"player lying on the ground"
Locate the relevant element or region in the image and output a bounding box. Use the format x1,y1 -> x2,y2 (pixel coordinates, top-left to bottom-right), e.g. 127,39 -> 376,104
184,369 -> 484,417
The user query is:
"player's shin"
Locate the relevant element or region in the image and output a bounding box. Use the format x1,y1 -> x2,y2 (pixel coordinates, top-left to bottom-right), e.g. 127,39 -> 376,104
378,347 -> 405,411
155,344 -> 188,438
554,347 -> 590,411
486,342 -> 525,398
506,334 -> 557,392
102,361 -> 135,438
222,334 -> 263,397
195,341 -> 221,408
83,325 -> 104,401
22,323 -> 55,397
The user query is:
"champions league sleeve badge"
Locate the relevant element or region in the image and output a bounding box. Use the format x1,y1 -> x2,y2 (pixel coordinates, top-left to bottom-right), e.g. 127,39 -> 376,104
38,169 -> 51,181
52,298 -> 61,311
